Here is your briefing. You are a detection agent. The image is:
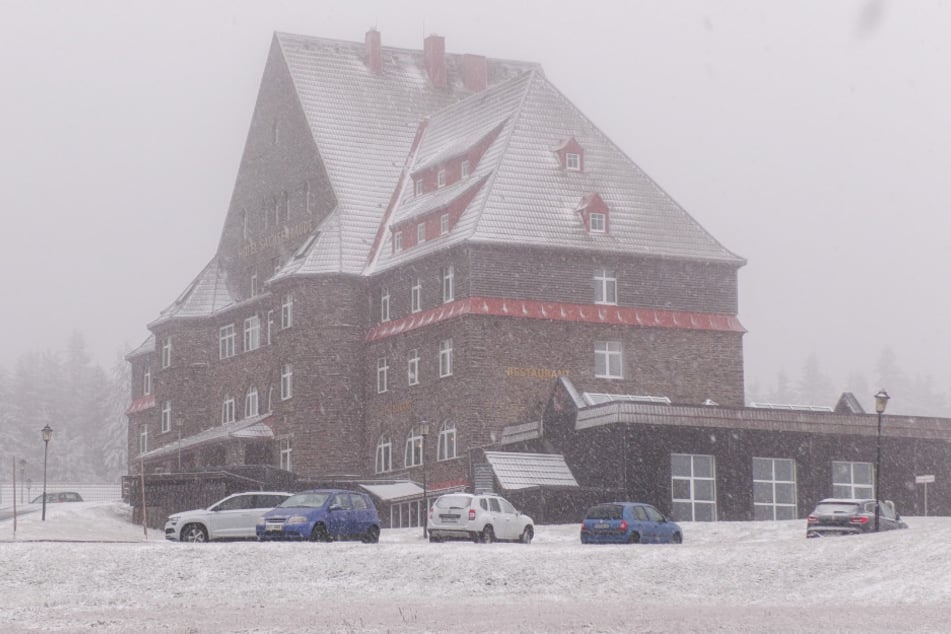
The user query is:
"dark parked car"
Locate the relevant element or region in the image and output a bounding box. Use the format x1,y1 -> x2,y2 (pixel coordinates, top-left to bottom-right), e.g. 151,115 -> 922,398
580,502 -> 683,544
256,489 -> 381,543
31,491 -> 83,504
806,498 -> 909,538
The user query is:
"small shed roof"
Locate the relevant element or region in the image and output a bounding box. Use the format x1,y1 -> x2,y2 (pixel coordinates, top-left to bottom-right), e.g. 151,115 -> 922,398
483,451 -> 579,490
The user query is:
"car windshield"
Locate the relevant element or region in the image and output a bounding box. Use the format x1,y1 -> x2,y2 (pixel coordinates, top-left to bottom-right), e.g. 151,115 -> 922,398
435,495 -> 471,509
279,492 -> 330,508
814,502 -> 861,515
586,504 -> 623,520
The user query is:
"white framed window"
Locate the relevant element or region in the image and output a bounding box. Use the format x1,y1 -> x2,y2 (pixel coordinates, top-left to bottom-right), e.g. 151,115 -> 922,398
244,315 -> 260,352
415,180 -> 423,196
590,212 -> 606,233
381,287 -> 390,323
437,421 -> 457,461
245,386 -> 259,418
281,364 -> 293,400
594,269 -> 617,305
279,437 -> 292,471
281,190 -> 290,222
437,169 -> 446,188
143,367 -> 151,396
461,160 -> 470,178
376,435 -> 393,474
282,295 -> 293,329
139,424 -> 148,453
267,387 -> 273,413
161,337 -> 171,369
394,231 -> 403,253
417,223 -> 426,244
242,209 -> 248,239
405,427 -> 424,467
219,324 -> 236,359
221,396 -> 235,424
832,461 -> 874,499
671,453 -> 717,522
566,152 -> 581,171
411,278 -> 422,313
250,273 -> 258,298
594,341 -> 622,378
439,338 -> 453,378
407,349 -> 420,386
441,265 -> 454,303
440,213 -> 449,235
377,357 -> 389,394
161,400 -> 171,434
266,310 -> 274,345
753,457 -> 798,521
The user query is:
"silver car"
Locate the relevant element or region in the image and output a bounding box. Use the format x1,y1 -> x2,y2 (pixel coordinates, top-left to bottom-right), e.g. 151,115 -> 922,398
165,491 -> 291,542
428,493 -> 534,543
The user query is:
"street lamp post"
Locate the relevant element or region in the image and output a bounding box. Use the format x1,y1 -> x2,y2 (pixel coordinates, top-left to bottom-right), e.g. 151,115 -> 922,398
419,423 -> 430,539
177,418 -> 184,472
19,459 -> 26,503
873,389 -> 890,532
40,425 -> 53,521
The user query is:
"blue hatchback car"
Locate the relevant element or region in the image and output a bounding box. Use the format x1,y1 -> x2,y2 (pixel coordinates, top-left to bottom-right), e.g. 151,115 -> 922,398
580,502 -> 683,544
256,489 -> 381,543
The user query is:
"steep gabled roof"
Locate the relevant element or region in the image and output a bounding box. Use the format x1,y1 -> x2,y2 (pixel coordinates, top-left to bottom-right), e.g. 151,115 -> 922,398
150,257 -> 236,327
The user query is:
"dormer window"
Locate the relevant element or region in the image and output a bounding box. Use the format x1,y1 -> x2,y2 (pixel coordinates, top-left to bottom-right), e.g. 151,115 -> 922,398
566,153 -> 581,171
415,180 -> 423,196
555,136 -> 585,172
393,230 -> 403,253
437,169 -> 446,188
590,212 -> 606,233
461,160 -> 470,178
440,213 -> 449,235
577,192 -> 610,235
417,223 -> 426,244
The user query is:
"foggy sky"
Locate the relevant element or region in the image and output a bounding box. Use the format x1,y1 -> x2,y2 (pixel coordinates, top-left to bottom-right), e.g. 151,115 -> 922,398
1,0 -> 947,411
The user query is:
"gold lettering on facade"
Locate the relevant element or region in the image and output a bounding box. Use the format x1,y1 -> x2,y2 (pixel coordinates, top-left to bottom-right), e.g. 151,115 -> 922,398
504,367 -> 571,379
240,219 -> 314,258
380,401 -> 413,416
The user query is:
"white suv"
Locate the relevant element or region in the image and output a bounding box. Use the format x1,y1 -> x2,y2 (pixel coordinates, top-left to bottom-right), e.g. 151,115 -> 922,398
165,491 -> 290,542
428,493 -> 534,543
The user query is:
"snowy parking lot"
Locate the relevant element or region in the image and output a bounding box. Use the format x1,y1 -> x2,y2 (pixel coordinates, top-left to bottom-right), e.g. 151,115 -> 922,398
2,501 -> 951,633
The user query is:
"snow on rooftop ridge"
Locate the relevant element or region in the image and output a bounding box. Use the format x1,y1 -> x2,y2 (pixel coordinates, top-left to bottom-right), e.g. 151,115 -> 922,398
583,392 -> 672,406
749,402 -> 835,413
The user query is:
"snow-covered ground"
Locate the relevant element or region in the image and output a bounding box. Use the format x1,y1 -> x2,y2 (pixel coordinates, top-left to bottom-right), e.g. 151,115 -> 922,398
2,502 -> 951,633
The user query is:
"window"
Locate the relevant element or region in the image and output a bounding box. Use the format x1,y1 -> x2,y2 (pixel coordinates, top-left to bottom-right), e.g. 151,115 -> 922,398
566,152 -> 581,171
244,315 -> 260,352
161,337 -> 171,369
377,357 -> 389,394
271,119 -> 279,146
417,223 -> 426,244
219,324 -> 236,359
394,231 -> 403,253
245,386 -> 259,418
143,367 -> 151,396
437,422 -> 457,461
594,269 -> 617,305
832,461 -> 874,499
753,457 -> 798,521
437,169 -> 446,188
139,424 -> 148,453
161,400 -> 171,434
461,160 -> 470,178
671,453 -> 717,522
590,212 -> 606,233
407,349 -> 420,386
281,190 -> 290,222
279,437 -> 292,471
242,209 -> 248,239
405,427 -> 424,467
250,273 -> 258,298
440,213 -> 449,235
376,435 -> 392,474
439,338 -> 453,377
266,310 -> 274,345
594,341 -> 622,378
281,364 -> 293,400
415,180 -> 423,196
411,278 -> 422,313
221,396 -> 235,424
380,287 -> 390,323
441,265 -> 454,303
282,295 -> 293,329
267,387 -> 273,413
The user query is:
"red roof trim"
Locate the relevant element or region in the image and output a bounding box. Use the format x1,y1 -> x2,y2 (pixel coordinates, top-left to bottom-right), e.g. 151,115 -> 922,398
125,394 -> 156,415
366,297 -> 745,341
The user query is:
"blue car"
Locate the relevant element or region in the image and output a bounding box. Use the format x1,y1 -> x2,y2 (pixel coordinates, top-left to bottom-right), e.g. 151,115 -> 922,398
580,502 -> 683,544
256,489 -> 381,543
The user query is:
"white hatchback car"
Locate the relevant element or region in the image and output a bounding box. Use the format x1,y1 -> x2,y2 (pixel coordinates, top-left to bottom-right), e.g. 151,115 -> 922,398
165,491 -> 290,542
428,493 -> 534,543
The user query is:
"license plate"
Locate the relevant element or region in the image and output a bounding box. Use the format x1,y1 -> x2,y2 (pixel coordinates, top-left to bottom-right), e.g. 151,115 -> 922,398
594,522 -> 610,530
266,524 -> 283,532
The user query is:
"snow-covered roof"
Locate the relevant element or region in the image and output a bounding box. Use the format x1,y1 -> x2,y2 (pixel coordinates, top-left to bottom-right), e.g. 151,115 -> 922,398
150,258 -> 236,327
359,481 -> 424,502
483,451 -> 579,490
138,414 -> 273,462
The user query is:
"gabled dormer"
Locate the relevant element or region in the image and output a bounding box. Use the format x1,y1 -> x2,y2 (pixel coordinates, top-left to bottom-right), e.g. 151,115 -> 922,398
576,192 -> 609,235
554,136 -> 585,172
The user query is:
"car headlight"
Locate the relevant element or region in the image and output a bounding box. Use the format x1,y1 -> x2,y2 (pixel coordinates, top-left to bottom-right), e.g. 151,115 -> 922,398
256,516 -> 266,526
167,516 -> 180,526
286,515 -> 309,524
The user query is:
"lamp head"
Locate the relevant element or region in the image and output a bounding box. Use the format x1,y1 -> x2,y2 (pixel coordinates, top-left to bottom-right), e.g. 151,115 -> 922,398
41,425 -> 53,443
874,389 -> 890,414
419,422 -> 430,437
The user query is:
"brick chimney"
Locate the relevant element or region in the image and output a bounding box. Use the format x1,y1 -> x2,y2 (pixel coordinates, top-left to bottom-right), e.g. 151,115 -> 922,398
365,28 -> 382,75
423,34 -> 447,88
462,54 -> 487,92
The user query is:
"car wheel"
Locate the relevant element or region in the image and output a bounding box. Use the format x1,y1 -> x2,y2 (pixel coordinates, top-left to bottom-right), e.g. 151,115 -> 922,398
520,526 -> 534,544
629,531 -> 641,544
429,533 -> 442,543
481,525 -> 495,544
362,525 -> 380,544
181,524 -> 208,543
470,532 -> 481,543
310,523 -> 331,542
671,532 -> 682,544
